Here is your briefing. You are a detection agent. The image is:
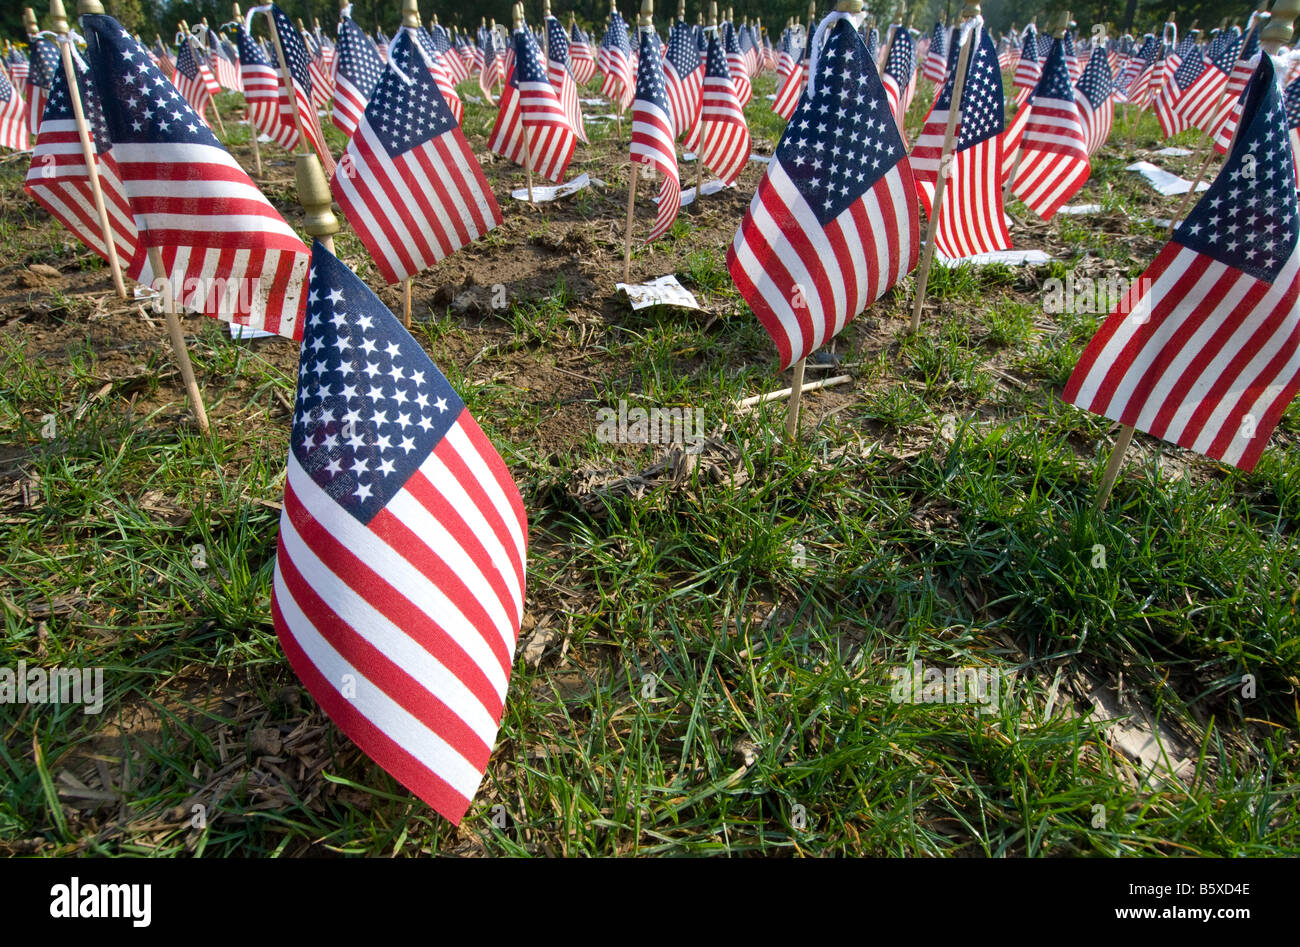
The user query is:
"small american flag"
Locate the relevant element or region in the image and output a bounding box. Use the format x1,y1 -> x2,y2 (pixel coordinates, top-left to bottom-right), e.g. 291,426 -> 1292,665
237,23 -> 296,150
151,38 -> 174,78
429,22 -> 468,85
479,27 -> 502,101
332,14 -> 384,139
1159,33 -> 1236,137
23,51 -> 145,274
545,16 -> 587,144
1285,73 -> 1300,185
631,24 -> 680,243
266,3 -> 334,174
723,21 -> 752,107
664,15 -> 702,145
598,10 -> 634,109
7,46 -> 30,102
1065,56 -> 1300,473
569,21 -> 596,86
28,36 -> 61,138
921,21 -> 947,84
1075,38 -> 1115,155
775,26 -> 798,82
699,28 -> 750,186
1115,33 -> 1156,103
0,60 -> 28,152
1007,37 -> 1090,221
728,16 -> 919,371
1063,28 -> 1081,83
273,242 -> 528,824
881,22 -> 917,137
210,36 -> 241,92
772,29 -> 808,122
1211,23 -> 1262,154
488,24 -> 576,185
1013,25 -> 1041,107
302,24 -> 334,110
911,25 -> 1011,259
83,14 -> 310,339
864,26 -> 879,67
172,38 -> 221,122
332,28 -> 500,285
413,27 -> 463,126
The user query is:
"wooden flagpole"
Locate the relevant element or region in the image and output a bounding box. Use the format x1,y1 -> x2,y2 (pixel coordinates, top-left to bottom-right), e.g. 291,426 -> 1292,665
1094,423 -> 1134,510
50,0 -> 127,300
909,1 -> 981,334
235,3 -> 262,175
147,245 -> 211,433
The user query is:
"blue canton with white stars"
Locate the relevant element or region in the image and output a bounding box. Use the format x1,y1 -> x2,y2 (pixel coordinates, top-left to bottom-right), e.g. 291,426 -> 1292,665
1076,38 -> 1114,107
84,16 -> 219,148
295,244 -> 464,524
636,26 -> 668,110
937,29 -> 1003,149
1285,76 -> 1300,131
1175,56 -> 1298,284
1209,31 -> 1241,74
603,11 -> 631,53
40,53 -> 112,153
667,18 -> 700,78
704,31 -> 731,83
884,26 -> 915,88
1020,27 -> 1038,64
864,27 -> 879,64
1033,39 -> 1074,102
929,22 -> 945,60
175,38 -> 203,82
512,26 -> 549,88
546,17 -> 570,66
337,17 -> 385,99
29,37 -> 60,90
777,18 -> 903,227
236,24 -> 269,67
368,31 -> 455,155
1172,43 -> 1205,91
270,4 -> 314,94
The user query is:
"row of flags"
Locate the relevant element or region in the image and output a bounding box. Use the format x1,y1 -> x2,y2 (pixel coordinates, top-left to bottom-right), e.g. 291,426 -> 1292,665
6,4 -> 1300,821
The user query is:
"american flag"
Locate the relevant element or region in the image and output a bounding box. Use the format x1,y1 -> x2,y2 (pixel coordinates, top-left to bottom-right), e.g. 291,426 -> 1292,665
1063,29 -> 1081,83
413,27 -> 464,127
772,29 -> 808,122
1007,37 -> 1090,221
302,25 -> 334,110
266,3 -> 334,174
151,38 -> 175,78
332,14 -> 384,139
864,26 -> 879,67
910,26 -> 1010,259
545,16 -> 587,144
172,38 -> 221,123
23,51 -> 145,275
1116,33 -> 1157,104
921,22 -> 947,84
212,36 -> 241,92
775,26 -> 798,82
430,21 -> 468,85
664,15 -> 702,144
27,36 -> 61,139
82,14 -> 310,339
1013,25 -> 1041,107
722,21 -> 752,107
1075,38 -> 1115,155
236,23 -> 296,150
488,24 -> 576,184
1162,32 -> 1237,137
0,60 -> 28,152
479,27 -> 502,101
598,10 -> 634,109
699,28 -> 750,186
1211,22 -> 1262,154
7,46 -> 30,102
375,28 -> 390,63
728,16 -> 919,371
569,21 -> 596,86
273,242 -> 528,824
1064,56 -> 1300,473
881,23 -> 917,137
1285,73 -> 1300,185
631,24 -> 680,243
333,28 -> 500,285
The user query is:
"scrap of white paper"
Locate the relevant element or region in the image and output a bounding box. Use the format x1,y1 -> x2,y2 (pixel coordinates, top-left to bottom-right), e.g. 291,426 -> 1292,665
935,249 -> 1052,267
748,153 -> 771,163
579,97 -> 607,105
1125,160 -> 1209,196
615,275 -> 702,310
1153,147 -> 1193,156
585,114 -> 618,122
464,94 -> 483,104
511,172 -> 601,202
680,151 -> 696,161
230,323 -> 276,340
1058,203 -> 1103,215
676,179 -> 732,206
764,93 -> 776,100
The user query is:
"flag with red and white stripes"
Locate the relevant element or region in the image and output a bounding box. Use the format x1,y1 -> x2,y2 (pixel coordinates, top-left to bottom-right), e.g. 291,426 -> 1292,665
488,24 -> 576,184
598,10 -> 635,108
0,62 -> 29,152
83,15 -> 310,339
172,38 -> 221,123
910,25 -> 1010,259
23,50 -> 146,276
332,29 -> 500,285
266,3 -> 335,174
723,21 -> 752,107
1075,38 -> 1115,155
212,37 -> 242,92
414,27 -> 463,126
772,31 -> 808,122
236,23 -> 297,150
728,16 -> 918,371
332,14 -> 385,139
881,23 -> 917,138
1157,35 -> 1236,137
7,46 -> 30,102
1007,38 -> 1090,220
1064,56 -> 1300,473
569,22 -> 596,86
922,22 -> 947,83
429,21 -> 467,85
699,28 -> 750,185
545,16 -> 587,144
273,242 -> 527,824
664,15 -> 702,144
1211,24 -> 1262,154
1013,25 -> 1041,107
631,24 -> 680,242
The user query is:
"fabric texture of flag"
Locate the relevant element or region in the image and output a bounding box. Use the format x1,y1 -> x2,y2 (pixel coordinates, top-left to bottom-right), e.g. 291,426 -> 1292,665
430,22 -> 467,85
28,36 -> 62,137
1013,25 -> 1041,106
172,38 -> 221,123
922,22 -> 947,83
699,28 -> 750,186
273,241 -> 528,824
569,22 -> 596,85
772,28 -> 809,122
332,14 -> 385,138
212,36 -> 241,91
728,15 -> 919,371
1008,38 -> 1090,220
488,24 -> 576,184
333,29 -> 500,285
1075,38 -> 1115,155
1064,56 -> 1300,473
545,16 -> 587,144
8,45 -> 31,102
0,60 -> 29,152
1285,72 -> 1300,185
1211,24 -> 1262,154
265,3 -> 335,174
723,22 -> 752,106
23,50 -> 146,276
881,23 -> 917,137
479,28 -> 502,101
631,25 -> 680,243
413,27 -> 464,126
664,15 -> 702,144
910,24 -> 1011,259
237,23 -> 297,149
83,14 -> 310,339
598,10 -> 635,108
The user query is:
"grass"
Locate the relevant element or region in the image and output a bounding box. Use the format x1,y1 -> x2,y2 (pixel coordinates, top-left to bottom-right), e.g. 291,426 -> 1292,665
0,71 -> 1296,858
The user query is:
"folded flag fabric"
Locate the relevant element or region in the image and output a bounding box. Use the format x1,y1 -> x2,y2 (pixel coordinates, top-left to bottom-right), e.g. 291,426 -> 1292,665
273,241 -> 528,824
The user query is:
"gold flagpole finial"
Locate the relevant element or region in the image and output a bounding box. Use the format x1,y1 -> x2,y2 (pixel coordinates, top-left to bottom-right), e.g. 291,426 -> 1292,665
400,0 -> 419,30
639,0 -> 653,28
77,0 -> 105,15
49,0 -> 69,34
295,153 -> 340,246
